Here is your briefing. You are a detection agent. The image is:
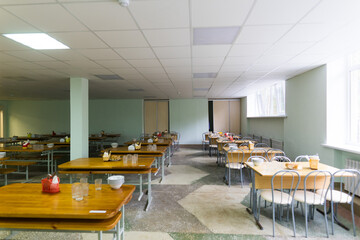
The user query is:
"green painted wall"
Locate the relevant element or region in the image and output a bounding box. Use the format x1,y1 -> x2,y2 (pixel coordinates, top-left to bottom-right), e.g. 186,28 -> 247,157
284,65 -> 335,165
240,97 -> 284,141
7,100 -> 70,137
89,99 -> 143,143
170,99 -> 208,144
6,99 -> 143,144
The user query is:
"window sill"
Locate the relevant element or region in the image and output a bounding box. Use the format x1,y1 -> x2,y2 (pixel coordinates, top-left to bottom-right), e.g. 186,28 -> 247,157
322,143 -> 360,155
247,115 -> 287,119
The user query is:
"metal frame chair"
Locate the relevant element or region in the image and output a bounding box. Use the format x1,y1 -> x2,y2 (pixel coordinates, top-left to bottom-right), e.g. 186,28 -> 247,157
259,170 -> 300,237
294,155 -> 310,162
271,156 -> 291,162
293,170 -> 332,238
266,148 -> 285,160
246,156 -> 268,209
254,143 -> 269,148
250,148 -> 267,158
225,149 -> 244,187
322,169 -> 360,236
201,132 -> 209,151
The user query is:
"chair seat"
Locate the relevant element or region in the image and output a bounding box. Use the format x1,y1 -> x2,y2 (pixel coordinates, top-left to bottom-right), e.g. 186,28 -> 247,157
202,140 -> 209,143
293,190 -> 325,205
316,189 -> 352,203
225,163 -> 244,169
260,189 -> 293,205
209,144 -> 217,148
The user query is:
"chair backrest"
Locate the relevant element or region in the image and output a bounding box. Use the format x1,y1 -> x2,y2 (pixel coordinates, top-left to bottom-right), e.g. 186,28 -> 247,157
304,170 -> 332,205
271,139 -> 284,150
332,169 -> 360,204
271,170 -> 300,203
255,143 -> 269,148
209,136 -> 218,145
267,148 -> 285,160
239,142 -> 248,147
271,156 -> 291,162
242,136 -> 253,140
253,135 -> 261,143
246,155 -> 268,163
202,132 -> 210,141
250,148 -> 267,157
227,149 -> 245,165
261,137 -> 271,147
294,155 -> 310,162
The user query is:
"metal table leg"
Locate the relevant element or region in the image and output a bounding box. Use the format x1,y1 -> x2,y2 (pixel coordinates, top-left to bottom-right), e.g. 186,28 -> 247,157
246,168 -> 263,230
138,174 -> 143,201
159,154 -> 165,183
145,172 -> 152,211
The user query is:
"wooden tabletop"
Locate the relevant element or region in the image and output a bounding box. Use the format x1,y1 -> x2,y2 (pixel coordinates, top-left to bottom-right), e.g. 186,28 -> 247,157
0,183 -> 135,219
124,140 -> 172,146
245,162 -> 339,176
223,146 -> 273,153
16,136 -> 49,141
58,157 -> 155,170
103,146 -> 167,155
0,145 -> 57,152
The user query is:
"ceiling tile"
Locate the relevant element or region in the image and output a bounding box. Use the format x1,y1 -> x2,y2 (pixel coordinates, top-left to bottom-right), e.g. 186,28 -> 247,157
35,61 -> 70,69
191,0 -> 254,27
129,0 -> 189,29
0,8 -> 38,33
281,24 -> 333,43
64,60 -> 102,69
136,67 -> 166,74
160,58 -> 191,67
64,2 -> 138,30
143,29 -> 190,47
0,52 -> 22,62
96,30 -> 148,48
95,60 -> 131,68
246,0 -> 318,25
265,42 -> 314,56
50,32 -> 107,49
192,45 -> 231,58
0,1 -> 56,5
220,65 -> 250,72
115,48 -> 156,60
76,49 -> 122,60
192,65 -> 221,72
228,44 -> 271,57
236,25 -> 292,44
256,55 -> 292,65
128,59 -> 162,68
4,4 -> 87,31
193,27 -> 240,45
192,58 -> 224,66
223,56 -> 258,66
168,72 -> 192,79
39,49 -> 88,61
153,46 -> 191,59
164,66 -> 191,74
5,50 -> 56,61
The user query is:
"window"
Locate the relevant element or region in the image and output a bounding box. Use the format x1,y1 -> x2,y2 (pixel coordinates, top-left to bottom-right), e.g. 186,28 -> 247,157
349,53 -> 360,145
247,81 -> 285,117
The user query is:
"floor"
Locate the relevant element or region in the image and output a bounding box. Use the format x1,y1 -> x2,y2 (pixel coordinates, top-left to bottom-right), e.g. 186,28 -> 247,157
0,146 -> 359,239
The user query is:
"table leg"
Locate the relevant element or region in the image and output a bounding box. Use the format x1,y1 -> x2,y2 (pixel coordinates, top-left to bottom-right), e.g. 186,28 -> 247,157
98,231 -> 103,240
145,172 -> 152,211
167,147 -> 171,167
121,205 -> 125,240
160,154 -> 165,183
138,174 -> 143,201
246,169 -> 263,230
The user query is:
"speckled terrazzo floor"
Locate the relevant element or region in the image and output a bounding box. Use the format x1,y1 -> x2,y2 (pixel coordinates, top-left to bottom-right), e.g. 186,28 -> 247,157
0,146 -> 359,240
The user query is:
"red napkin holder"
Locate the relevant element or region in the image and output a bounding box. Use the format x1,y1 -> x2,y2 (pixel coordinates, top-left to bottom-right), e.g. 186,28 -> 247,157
41,176 -> 60,193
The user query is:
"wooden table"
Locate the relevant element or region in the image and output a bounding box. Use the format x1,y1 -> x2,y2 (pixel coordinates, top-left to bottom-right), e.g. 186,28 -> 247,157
16,136 -> 49,142
223,147 -> 280,162
58,157 -> 155,211
0,183 -> 135,240
0,146 -> 58,174
103,146 -> 167,182
245,161 -> 339,230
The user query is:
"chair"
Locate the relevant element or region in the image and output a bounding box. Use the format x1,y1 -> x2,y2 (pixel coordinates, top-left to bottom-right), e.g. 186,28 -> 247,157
271,139 -> 284,150
201,132 -> 210,151
225,149 -> 245,187
208,136 -> 218,157
318,169 -> 360,236
266,148 -> 285,160
293,170 -> 332,238
253,135 -> 262,143
271,156 -> 291,162
242,136 -> 253,140
250,148 -> 267,158
170,131 -> 180,151
294,155 -> 310,162
255,143 -> 269,148
261,137 -> 271,147
259,170 -> 300,237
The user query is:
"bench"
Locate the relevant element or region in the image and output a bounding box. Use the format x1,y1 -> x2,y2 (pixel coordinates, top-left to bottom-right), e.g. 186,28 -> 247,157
0,161 -> 37,181
0,168 -> 16,185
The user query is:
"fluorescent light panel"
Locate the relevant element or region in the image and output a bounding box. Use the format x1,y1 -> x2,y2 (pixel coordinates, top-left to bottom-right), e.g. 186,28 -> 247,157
193,72 -> 217,78
3,33 -> 69,50
193,27 -> 240,45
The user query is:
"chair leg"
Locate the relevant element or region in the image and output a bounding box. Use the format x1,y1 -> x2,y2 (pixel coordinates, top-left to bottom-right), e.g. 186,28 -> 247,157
272,202 -> 276,237
228,168 -> 231,187
331,200 -> 334,235
239,168 -> 243,188
291,203 -> 296,237
324,202 -> 329,238
305,203 -> 308,238
351,202 -> 356,236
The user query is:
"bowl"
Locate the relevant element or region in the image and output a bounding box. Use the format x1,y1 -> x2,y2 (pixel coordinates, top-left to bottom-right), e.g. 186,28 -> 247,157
47,143 -> 54,148
111,142 -> 118,148
108,175 -> 124,189
0,152 -> 6,158
252,157 -> 264,166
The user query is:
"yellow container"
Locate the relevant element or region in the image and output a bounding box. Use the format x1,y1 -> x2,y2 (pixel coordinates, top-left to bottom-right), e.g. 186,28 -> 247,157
309,155 -> 320,170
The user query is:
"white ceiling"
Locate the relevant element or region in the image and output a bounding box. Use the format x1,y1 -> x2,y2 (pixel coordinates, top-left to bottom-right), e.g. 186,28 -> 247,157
0,0 -> 360,100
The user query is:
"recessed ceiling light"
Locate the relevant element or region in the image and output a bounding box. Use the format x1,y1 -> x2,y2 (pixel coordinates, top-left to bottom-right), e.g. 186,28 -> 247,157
193,72 -> 217,78
3,33 -> 69,50
95,74 -> 124,80
193,27 -> 240,45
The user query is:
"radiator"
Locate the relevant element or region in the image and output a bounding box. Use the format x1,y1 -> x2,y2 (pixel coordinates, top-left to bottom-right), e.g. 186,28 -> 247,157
345,159 -> 360,197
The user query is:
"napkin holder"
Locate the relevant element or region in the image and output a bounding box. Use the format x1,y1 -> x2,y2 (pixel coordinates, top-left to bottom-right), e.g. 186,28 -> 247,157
41,175 -> 60,193
134,142 -> 141,150
103,151 -> 111,161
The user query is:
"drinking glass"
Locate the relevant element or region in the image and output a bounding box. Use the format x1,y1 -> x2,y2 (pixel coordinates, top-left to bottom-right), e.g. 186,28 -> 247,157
95,178 -> 102,190
72,183 -> 83,201
81,182 -> 89,197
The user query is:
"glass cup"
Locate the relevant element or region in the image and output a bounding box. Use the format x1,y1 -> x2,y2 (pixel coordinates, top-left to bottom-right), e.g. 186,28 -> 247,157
95,178 -> 102,190
81,182 -> 89,197
72,183 -> 83,201
132,154 -> 138,165
123,155 -> 128,164
80,177 -> 88,184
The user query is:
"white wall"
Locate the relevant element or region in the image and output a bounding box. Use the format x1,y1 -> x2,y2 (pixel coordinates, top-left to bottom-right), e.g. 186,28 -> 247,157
169,99 -> 208,144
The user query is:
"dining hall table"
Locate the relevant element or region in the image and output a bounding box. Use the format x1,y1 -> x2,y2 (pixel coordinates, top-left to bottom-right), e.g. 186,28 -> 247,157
0,183 -> 135,240
245,161 -> 339,230
103,146 -> 168,183
58,156 -> 156,211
